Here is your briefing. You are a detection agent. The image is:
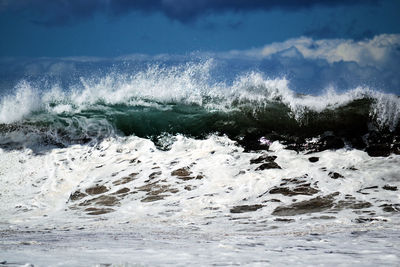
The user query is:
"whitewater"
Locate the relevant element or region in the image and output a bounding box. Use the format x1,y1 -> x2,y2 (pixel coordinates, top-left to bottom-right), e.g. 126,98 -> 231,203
0,58 -> 399,266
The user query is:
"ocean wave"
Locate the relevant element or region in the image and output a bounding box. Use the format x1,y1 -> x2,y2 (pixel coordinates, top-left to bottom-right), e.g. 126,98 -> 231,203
0,60 -> 399,150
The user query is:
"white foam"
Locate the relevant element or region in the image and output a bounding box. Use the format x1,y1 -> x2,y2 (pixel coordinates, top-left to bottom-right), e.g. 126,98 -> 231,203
1,134 -> 399,228
1,134 -> 399,266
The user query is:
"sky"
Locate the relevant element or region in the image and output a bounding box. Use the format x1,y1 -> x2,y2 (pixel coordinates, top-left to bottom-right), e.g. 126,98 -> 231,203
0,0 -> 399,57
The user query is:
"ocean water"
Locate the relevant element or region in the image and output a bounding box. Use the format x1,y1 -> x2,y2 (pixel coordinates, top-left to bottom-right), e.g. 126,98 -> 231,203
0,57 -> 399,266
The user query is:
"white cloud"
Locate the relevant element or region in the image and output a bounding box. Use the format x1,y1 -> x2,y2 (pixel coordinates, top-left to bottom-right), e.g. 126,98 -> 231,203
258,34 -> 400,68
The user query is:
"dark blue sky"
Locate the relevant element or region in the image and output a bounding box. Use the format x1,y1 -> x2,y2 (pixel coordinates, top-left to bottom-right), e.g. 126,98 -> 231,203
0,0 -> 399,57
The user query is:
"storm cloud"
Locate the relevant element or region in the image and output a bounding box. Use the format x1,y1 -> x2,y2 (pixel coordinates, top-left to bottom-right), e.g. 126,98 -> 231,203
1,0 -> 379,25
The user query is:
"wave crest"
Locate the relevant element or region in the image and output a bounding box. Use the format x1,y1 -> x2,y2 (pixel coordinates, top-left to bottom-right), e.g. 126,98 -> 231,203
0,60 -> 399,146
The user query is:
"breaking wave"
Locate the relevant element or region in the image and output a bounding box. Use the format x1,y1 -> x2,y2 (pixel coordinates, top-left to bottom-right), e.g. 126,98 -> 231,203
0,60 -> 399,150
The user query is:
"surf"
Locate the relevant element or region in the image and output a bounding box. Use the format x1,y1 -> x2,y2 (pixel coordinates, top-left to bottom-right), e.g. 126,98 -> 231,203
0,60 -> 399,154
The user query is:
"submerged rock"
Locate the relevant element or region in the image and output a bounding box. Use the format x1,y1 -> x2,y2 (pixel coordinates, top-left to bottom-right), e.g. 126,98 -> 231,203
171,167 -> 203,180
256,162 -> 281,170
85,185 -> 109,195
379,204 -> 400,212
136,180 -> 178,203
249,154 -> 281,170
328,172 -> 344,179
79,195 -> 120,207
111,187 -> 131,195
308,157 -> 319,163
250,155 -> 277,164
280,176 -> 309,185
176,176 -> 195,181
112,173 -> 138,186
382,185 -> 398,191
269,185 -> 319,196
148,185 -> 179,196
272,192 -> 339,216
69,190 -> 87,201
333,200 -> 372,211
85,207 -> 114,215
230,204 -> 263,213
171,167 -> 193,180
148,171 -> 162,180
136,181 -> 159,192
355,217 -> 387,223
274,218 -> 295,222
141,195 -> 166,202
171,167 -> 191,177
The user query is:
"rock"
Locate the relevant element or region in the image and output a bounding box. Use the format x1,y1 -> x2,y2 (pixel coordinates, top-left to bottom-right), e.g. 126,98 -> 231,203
366,144 -> 391,157
379,204 -> 400,212
230,204 -> 263,213
355,217 -> 386,223
250,155 -> 277,164
136,181 -> 159,192
112,173 -> 138,185
328,172 -> 344,179
269,187 -> 292,195
141,195 -> 166,202
85,185 -> 109,195
280,176 -> 308,185
308,157 -> 319,163
334,200 -> 372,210
171,167 -> 195,180
274,218 -> 295,222
171,167 -> 191,177
69,190 -> 87,201
91,195 -> 119,206
79,195 -> 119,206
263,199 -> 281,203
312,215 -> 336,220
147,185 -> 179,196
256,162 -> 281,170
271,192 -> 339,216
178,176 -> 195,181
129,158 -> 141,164
111,187 -> 130,195
382,185 -> 398,191
85,207 -> 114,215
269,185 -> 319,196
250,154 -> 281,170
195,174 -> 204,180
148,171 -> 162,180
136,181 -> 178,201
363,186 -> 378,189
